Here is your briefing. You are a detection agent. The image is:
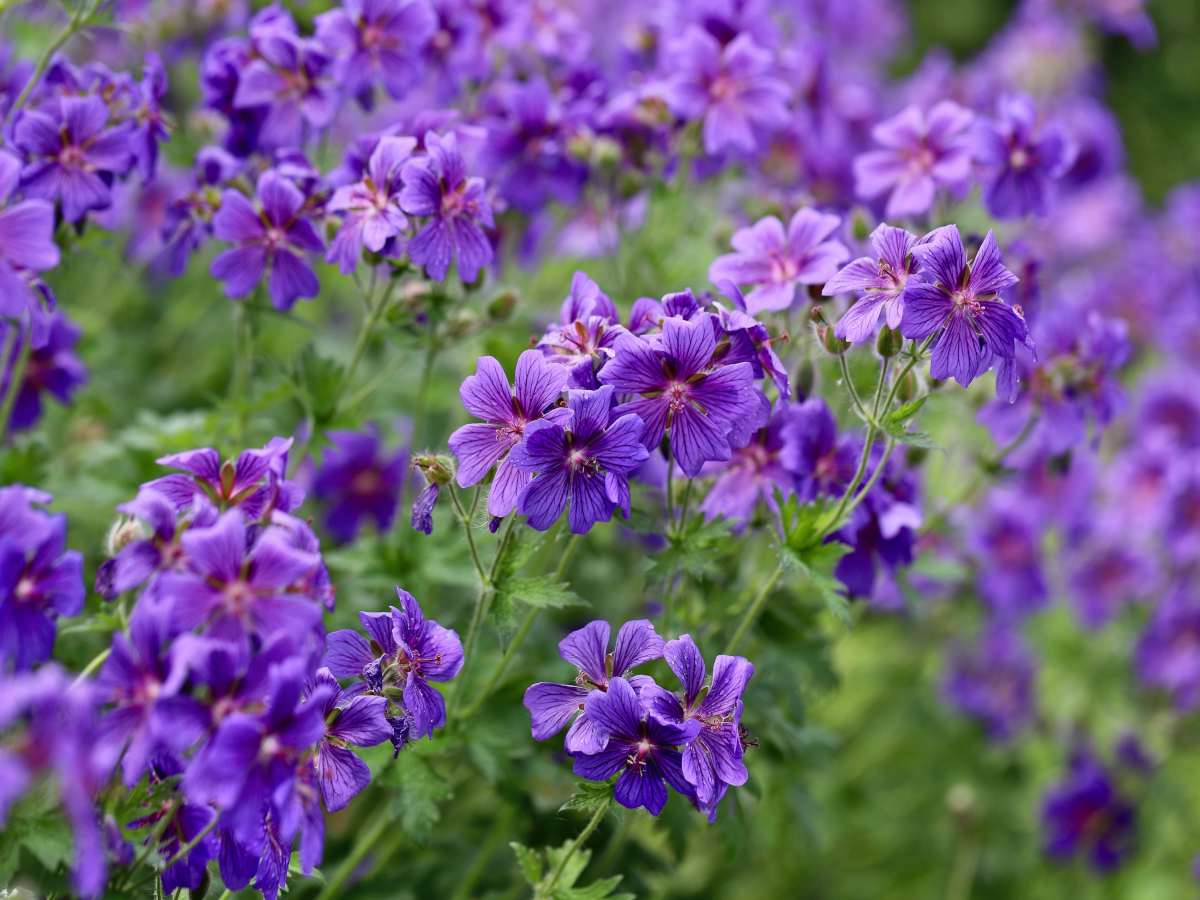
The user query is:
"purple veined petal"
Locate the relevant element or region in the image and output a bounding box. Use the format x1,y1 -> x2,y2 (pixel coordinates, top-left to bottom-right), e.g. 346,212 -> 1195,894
655,745 -> 696,797
835,294 -> 888,343
974,300 -> 1026,358
681,736 -> 717,803
564,709 -> 610,754
415,621 -> 463,681
853,150 -> 906,199
517,467 -> 569,531
314,742 -> 371,811
359,610 -> 397,654
708,252 -> 774,288
567,386 -> 614,444
0,201 -> 59,270
786,208 -> 841,255
323,629 -> 374,678
514,349 -> 568,418
449,422 -> 511,487
450,218 -> 493,283
669,403 -> 732,478
267,249 -> 319,310
661,315 -> 717,379
930,314 -> 985,388
688,362 -> 754,421
589,414 -> 650,475
872,105 -> 924,148
884,173 -> 936,219
613,620 -> 665,678
558,620 -> 610,683
822,257 -> 883,297
570,742 -> 628,781
898,283 -> 951,340
61,95 -> 106,142
567,470 -> 612,534
55,166 -> 112,222
663,635 -> 705,705
402,674 -> 446,739
408,218 -> 453,281
605,472 -> 631,518
257,170 -> 304,225
182,714 -> 259,806
795,241 -> 851,284
614,764 -> 668,815
584,676 -> 642,738
700,655 -> 754,716
398,159 -> 439,216
913,224 -> 967,289
459,356 -> 514,423
13,109 -> 61,156
286,217 -> 325,254
487,455 -> 529,518
233,59 -> 289,109
968,231 -> 1019,297
730,215 -> 786,258
212,190 -> 263,243
611,396 -> 668,451
872,223 -> 917,270
597,337 -> 665,395
329,694 -> 391,746
248,529 -> 318,589
523,682 -> 588,741
246,593 -> 323,645
181,511 -> 246,583
742,280 -> 797,314
211,245 -> 267,299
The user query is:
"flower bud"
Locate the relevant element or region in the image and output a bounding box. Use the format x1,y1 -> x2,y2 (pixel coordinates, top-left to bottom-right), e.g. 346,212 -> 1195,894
590,136 -> 623,169
793,358 -> 816,400
487,291 -> 518,322
876,325 -> 903,358
820,324 -> 849,355
105,516 -> 146,557
446,308 -> 477,340
567,132 -> 594,162
809,304 -> 827,325
851,208 -> 873,242
413,454 -> 454,486
895,369 -> 919,402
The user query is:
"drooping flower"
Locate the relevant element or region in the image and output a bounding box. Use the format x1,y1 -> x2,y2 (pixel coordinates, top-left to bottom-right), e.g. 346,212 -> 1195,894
853,102 -> 974,219
210,170 -> 325,310
523,618 -> 664,753
313,425 -> 408,543
1041,748 -> 1136,872
708,208 -> 848,314
941,627 -> 1036,741
14,95 -> 135,221
323,588 -> 464,739
824,223 -> 921,343
508,386 -> 650,534
663,27 -> 791,156
571,676 -> 699,815
315,0 -> 436,104
900,226 -> 1031,397
399,131 -> 494,282
598,314 -> 758,477
325,136 -> 416,273
974,94 -> 1075,219
647,635 -> 754,818
449,350 -> 569,518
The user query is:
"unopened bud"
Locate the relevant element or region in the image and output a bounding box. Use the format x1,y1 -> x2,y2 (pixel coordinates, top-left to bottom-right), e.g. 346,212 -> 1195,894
895,369 -> 919,402
876,325 -> 903,358
809,304 -> 827,325
946,783 -> 977,828
487,291 -> 518,322
567,132 -> 594,162
445,308 -> 477,339
820,324 -> 849,355
794,358 -> 816,400
851,209 -> 872,242
413,454 -> 454,486
105,516 -> 146,556
590,136 -> 622,169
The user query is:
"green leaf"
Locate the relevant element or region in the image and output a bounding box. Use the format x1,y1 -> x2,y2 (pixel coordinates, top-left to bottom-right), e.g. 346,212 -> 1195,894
383,750 -> 452,840
883,395 -> 927,426
19,813 -> 74,872
290,343 -> 345,422
543,841 -> 593,892
511,842 -> 544,887
502,574 -> 582,609
780,540 -> 854,624
555,874 -> 635,900
559,781 -> 615,815
879,395 -> 938,448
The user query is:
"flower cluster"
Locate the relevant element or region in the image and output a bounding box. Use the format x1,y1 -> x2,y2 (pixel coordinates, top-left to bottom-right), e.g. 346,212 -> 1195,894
524,620 -> 753,819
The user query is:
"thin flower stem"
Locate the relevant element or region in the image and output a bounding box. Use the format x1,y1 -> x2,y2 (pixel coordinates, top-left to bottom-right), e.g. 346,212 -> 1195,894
726,563 -> 784,655
230,301 -> 252,446
71,646 -> 111,685
4,0 -> 97,122
448,484 -> 487,582
313,809 -> 390,900
541,798 -> 610,898
131,808 -> 220,891
335,275 -> 395,418
451,517 -> 518,715
0,327 -> 31,444
119,797 -> 182,890
664,454 -> 676,529
837,351 -> 873,425
838,437 -> 897,523
829,356 -> 891,529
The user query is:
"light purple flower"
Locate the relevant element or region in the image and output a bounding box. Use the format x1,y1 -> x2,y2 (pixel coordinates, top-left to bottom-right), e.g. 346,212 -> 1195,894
0,149 -> 59,336
1136,593 -> 1200,710
854,102 -> 974,219
315,0 -> 436,103
700,402 -> 803,526
326,136 -> 417,273
210,170 -> 325,310
146,435 -> 301,519
975,94 -> 1075,219
709,208 -> 848,314
825,224 -> 921,343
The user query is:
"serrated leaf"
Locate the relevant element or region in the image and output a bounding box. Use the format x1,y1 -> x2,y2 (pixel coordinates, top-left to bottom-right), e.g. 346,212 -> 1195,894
559,781 -> 614,815
780,538 -> 853,624
555,874 -> 635,900
502,574 -> 582,609
291,343 -> 345,422
883,395 -> 927,427
383,750 -> 452,840
19,814 -> 74,872
511,842 -> 544,887
544,842 -> 593,892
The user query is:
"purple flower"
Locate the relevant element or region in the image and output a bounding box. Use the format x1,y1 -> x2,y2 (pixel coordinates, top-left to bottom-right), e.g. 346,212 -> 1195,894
313,426 -> 408,543
308,668 -> 391,811
147,435 -> 301,519
1042,749 -> 1136,872
536,271 -> 625,388
1136,594 -> 1200,710
323,588 -> 463,739
854,102 -> 973,219
967,491 -> 1047,622
315,0 -> 436,104
1,312 -> 87,434
1067,535 -> 1151,630
708,208 -> 848,314
710,282 -> 790,398
448,350 -> 569,519
0,149 -> 59,335
509,386 -> 650,534
648,635 -> 754,817
598,315 -> 758,477
523,618 -> 664,753
0,486 -> 83,672
700,402 -> 803,526
326,136 -> 416,273
156,509 -> 325,646
663,27 -> 790,156
780,398 -> 857,501
571,676 -> 699,815
825,224 -> 921,343
410,481 -> 439,534
901,226 -> 1031,397
210,170 -> 325,310
399,131 -> 494,282
942,627 -> 1036,741
975,94 -> 1075,219
131,53 -> 171,182
128,802 -> 218,895
14,95 -> 135,221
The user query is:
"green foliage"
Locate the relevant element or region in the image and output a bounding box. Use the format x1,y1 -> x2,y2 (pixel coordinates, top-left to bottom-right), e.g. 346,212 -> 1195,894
879,396 -> 939,448
559,782 -> 617,816
382,749 -> 453,841
778,496 -> 854,623
510,839 -> 634,900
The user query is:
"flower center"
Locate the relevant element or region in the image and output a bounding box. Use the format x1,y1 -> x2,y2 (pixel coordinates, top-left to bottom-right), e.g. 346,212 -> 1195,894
350,468 -> 382,497
667,382 -> 688,412
14,576 -> 38,602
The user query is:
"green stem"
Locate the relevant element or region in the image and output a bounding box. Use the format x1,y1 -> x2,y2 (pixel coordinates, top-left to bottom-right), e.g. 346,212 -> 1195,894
448,484 -> 487,582
664,454 -> 676,528
4,0 -> 96,122
313,812 -> 390,900
131,809 -> 220,891
943,832 -> 979,900
334,277 -> 394,418
837,351 -> 873,425
72,647 -> 111,685
118,797 -> 181,891
541,799 -> 609,898
0,326 -> 31,443
412,337 -> 439,447
828,357 -> 891,528
726,564 -> 784,655
838,437 -> 897,523
230,301 -> 252,445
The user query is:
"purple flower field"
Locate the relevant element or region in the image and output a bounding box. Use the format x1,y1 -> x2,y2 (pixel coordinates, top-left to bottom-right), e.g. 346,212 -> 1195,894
0,0 -> 1197,897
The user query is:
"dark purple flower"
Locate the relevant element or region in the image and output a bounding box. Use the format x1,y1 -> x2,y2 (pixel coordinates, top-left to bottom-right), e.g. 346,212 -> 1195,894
708,208 -> 848,314
967,491 -> 1047,622
210,170 -> 325,310
131,53 -> 171,182
313,425 -> 408,543
147,435 -> 301,519
399,131 -> 494,282
1,312 -> 87,434
825,224 -> 921,343
975,94 -> 1075,219
710,282 -> 790,398
663,27 -> 790,156
323,589 -> 463,739
410,481 -> 439,534
523,618 -> 664,753
536,272 -> 625,388
14,95 -> 135,221
901,226 -> 1031,397
1136,593 -> 1200,710
449,350 -> 569,519
571,676 -> 699,815
1067,535 -> 1151,630
942,627 -> 1036,741
308,668 -> 391,811
0,149 -> 59,336
700,402 -> 803,525
780,398 -> 857,501
509,386 -> 650,534
326,136 -> 416,273
648,635 -> 754,816
1042,749 -> 1136,872
0,487 -> 83,672
598,315 -> 758,477
316,0 -> 436,104
854,102 -> 973,219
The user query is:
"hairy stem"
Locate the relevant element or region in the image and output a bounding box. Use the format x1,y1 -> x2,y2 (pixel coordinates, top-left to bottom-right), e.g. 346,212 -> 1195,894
726,564 -> 784,655
541,798 -> 610,898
